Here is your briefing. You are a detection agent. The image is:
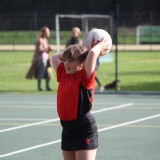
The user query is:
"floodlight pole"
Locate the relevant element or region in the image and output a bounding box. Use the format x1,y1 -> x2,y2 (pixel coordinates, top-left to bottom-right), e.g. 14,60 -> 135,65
55,14 -> 60,53
115,2 -> 119,91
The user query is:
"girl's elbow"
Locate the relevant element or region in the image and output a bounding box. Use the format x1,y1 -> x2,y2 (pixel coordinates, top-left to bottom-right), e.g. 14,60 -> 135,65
52,55 -> 57,64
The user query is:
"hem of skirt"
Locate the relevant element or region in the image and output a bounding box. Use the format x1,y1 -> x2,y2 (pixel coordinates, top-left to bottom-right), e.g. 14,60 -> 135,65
62,146 -> 98,151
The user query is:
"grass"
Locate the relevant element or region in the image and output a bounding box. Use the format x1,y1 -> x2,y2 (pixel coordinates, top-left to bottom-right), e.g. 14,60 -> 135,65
0,51 -> 57,93
98,51 -> 160,91
0,27 -> 136,45
0,51 -> 160,93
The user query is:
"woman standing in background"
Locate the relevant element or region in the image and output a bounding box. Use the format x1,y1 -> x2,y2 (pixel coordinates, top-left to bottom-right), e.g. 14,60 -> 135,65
26,26 -> 54,91
66,27 -> 82,47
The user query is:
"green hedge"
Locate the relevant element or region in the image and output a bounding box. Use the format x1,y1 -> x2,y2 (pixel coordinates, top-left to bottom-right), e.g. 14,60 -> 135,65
0,27 -> 136,45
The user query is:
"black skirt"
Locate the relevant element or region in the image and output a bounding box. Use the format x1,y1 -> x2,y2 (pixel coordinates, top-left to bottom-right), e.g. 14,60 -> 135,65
60,112 -> 98,151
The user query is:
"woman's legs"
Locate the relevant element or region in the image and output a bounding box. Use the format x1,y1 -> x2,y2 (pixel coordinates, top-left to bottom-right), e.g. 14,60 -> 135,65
95,76 -> 101,87
37,59 -> 47,91
95,76 -> 104,92
45,77 -> 51,91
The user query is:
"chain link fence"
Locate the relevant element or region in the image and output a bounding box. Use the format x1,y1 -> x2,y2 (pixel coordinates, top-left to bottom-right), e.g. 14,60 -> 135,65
0,12 -> 160,46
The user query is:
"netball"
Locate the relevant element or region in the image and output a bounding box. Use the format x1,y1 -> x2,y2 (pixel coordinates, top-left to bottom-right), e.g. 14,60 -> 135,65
84,28 -> 112,54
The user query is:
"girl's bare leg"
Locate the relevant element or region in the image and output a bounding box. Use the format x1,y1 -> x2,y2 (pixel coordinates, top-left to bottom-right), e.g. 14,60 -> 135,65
76,149 -> 97,160
62,150 -> 76,160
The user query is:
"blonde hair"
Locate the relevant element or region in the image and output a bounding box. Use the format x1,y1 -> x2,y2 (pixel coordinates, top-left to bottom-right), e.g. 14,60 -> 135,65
72,27 -> 81,35
38,26 -> 50,38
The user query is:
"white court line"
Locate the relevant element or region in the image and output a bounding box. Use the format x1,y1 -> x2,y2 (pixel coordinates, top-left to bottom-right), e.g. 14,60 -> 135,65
0,118 -> 60,133
135,103 -> 160,106
0,140 -> 61,159
0,101 -> 56,105
98,113 -> 160,132
0,118 -> 51,121
92,103 -> 133,114
0,103 -> 133,133
0,113 -> 160,158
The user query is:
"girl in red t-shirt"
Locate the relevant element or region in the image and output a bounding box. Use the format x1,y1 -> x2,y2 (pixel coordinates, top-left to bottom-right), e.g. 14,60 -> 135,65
52,42 -> 109,160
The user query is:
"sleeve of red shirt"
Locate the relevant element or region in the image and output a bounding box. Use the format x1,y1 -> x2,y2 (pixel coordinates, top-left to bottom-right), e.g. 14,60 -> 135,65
81,68 -> 96,89
56,62 -> 64,82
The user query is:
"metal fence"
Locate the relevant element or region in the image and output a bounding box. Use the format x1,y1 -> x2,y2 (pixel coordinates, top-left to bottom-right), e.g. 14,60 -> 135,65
0,12 -> 160,50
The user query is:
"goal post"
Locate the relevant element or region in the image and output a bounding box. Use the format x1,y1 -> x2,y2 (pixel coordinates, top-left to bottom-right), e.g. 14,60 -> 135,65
55,14 -> 113,53
136,25 -> 160,44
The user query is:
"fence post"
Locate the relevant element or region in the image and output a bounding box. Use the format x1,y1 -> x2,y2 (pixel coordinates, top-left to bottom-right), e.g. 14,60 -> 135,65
34,11 -> 37,30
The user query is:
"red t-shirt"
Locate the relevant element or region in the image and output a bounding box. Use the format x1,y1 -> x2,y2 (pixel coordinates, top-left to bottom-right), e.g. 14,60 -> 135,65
57,62 -> 95,121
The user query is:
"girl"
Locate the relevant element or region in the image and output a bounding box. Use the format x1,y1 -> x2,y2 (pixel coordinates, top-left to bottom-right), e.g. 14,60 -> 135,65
52,41 -> 108,160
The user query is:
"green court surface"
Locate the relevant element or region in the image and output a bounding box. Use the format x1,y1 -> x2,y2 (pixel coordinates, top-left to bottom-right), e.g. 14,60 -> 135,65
0,93 -> 160,160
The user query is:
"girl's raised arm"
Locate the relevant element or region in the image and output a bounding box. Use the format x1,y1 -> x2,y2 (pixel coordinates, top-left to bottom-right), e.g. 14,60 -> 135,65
52,53 -> 63,72
84,41 -> 109,78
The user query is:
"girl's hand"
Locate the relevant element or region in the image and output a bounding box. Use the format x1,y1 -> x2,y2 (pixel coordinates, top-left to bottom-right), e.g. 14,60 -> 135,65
97,41 -> 110,56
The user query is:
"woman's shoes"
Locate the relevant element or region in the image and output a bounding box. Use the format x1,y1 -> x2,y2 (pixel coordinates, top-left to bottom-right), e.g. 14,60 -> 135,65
38,87 -> 52,91
46,87 -> 52,91
38,88 -> 43,91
